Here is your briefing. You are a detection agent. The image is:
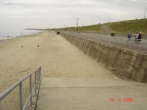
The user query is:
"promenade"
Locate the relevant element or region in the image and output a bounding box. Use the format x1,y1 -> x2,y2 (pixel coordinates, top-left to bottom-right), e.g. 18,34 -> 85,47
0,31 -> 147,110
37,31 -> 147,110
63,31 -> 147,54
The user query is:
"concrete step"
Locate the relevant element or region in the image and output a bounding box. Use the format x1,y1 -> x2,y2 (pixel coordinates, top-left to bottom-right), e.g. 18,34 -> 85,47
37,78 -> 147,110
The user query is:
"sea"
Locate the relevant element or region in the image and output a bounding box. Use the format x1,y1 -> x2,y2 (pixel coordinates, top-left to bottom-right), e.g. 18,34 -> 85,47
0,30 -> 42,40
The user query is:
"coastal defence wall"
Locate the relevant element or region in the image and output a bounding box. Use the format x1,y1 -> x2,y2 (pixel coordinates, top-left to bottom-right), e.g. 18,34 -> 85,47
60,32 -> 147,83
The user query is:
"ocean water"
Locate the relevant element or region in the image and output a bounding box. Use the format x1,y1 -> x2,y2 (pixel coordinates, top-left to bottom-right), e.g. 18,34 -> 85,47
0,30 -> 42,40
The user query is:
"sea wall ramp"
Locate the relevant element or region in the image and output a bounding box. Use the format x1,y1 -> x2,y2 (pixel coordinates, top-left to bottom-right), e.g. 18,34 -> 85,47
60,32 -> 147,83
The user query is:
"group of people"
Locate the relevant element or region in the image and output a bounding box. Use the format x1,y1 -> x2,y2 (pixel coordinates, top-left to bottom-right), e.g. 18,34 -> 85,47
127,31 -> 142,43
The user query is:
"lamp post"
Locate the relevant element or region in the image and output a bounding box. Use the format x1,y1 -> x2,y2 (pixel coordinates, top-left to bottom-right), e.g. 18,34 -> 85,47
64,24 -> 65,31
21,31 -> 23,37
109,14 -> 110,23
77,18 -> 79,33
144,5 -> 146,19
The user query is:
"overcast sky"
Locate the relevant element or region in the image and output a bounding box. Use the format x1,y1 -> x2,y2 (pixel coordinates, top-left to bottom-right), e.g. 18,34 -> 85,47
0,0 -> 147,32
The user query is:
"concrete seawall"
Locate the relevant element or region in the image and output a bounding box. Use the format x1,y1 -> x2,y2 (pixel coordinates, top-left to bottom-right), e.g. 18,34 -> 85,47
60,32 -> 147,83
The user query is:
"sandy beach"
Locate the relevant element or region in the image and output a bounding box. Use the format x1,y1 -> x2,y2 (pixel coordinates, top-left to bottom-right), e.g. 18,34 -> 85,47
0,31 -> 116,110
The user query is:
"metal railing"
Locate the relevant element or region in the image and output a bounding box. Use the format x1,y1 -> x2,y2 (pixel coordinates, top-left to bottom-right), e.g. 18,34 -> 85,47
0,67 -> 41,110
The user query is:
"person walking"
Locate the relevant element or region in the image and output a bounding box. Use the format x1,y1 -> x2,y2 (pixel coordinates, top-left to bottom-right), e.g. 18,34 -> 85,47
135,32 -> 139,43
131,33 -> 136,43
138,32 -> 142,43
127,31 -> 131,43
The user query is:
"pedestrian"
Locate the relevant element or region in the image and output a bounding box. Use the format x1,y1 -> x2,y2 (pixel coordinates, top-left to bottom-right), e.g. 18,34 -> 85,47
138,32 -> 142,43
127,31 -> 131,43
135,32 -> 139,43
131,33 -> 136,43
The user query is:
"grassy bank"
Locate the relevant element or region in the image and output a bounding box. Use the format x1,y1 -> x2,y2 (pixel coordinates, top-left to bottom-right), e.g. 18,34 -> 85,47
57,19 -> 147,38
107,19 -> 147,34
61,24 -> 102,33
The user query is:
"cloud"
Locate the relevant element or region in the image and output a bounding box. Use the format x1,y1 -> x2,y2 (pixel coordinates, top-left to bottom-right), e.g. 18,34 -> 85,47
0,0 -> 147,31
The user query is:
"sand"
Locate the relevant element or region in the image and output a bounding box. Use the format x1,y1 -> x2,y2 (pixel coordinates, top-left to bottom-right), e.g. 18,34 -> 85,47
0,31 -> 116,110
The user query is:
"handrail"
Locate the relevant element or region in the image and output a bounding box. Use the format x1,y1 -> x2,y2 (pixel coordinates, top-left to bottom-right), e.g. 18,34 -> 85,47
0,67 -> 41,110
0,71 -> 34,100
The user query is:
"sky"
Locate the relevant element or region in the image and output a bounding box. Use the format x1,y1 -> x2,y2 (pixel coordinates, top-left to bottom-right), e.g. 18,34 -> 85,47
0,0 -> 147,36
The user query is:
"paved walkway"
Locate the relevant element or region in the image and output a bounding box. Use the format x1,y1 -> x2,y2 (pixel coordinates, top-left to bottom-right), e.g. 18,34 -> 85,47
38,78 -> 147,110
101,24 -> 111,35
37,31 -> 147,110
63,31 -> 147,54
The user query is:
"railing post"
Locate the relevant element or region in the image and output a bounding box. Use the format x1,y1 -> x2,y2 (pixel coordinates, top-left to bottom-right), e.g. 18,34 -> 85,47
35,72 -> 36,94
38,68 -> 41,80
139,42 -> 141,52
120,35 -> 122,47
40,67 -> 41,78
19,82 -> 23,110
128,41 -> 131,49
30,75 -> 32,107
36,70 -> 38,93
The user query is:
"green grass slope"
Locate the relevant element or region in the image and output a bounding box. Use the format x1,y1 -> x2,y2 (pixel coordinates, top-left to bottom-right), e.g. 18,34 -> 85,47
78,24 -> 101,32
62,24 -> 102,33
58,19 -> 147,38
107,19 -> 147,34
